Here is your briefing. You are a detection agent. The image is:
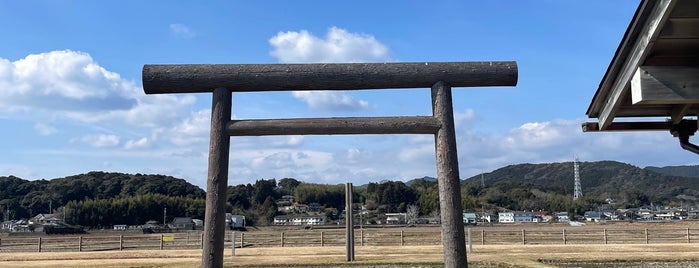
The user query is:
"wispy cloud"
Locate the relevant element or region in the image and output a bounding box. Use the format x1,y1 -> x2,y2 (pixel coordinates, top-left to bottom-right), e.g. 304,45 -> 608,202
124,137 -> 150,150
291,91 -> 369,112
169,23 -> 196,39
82,134 -> 120,148
34,122 -> 57,136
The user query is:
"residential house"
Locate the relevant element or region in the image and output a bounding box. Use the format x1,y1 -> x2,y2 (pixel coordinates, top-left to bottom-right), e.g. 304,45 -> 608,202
463,213 -> 477,225
192,219 -> 204,229
555,212 -> 570,222
654,210 -> 676,221
584,211 -> 607,222
171,217 -> 194,230
498,212 -> 514,223
514,211 -> 534,223
294,204 -> 309,213
533,211 -> 553,222
615,209 -> 637,221
481,213 -> 498,223
30,213 -> 61,226
225,214 -> 246,230
688,209 -> 699,220
273,214 -> 327,226
385,213 -> 407,225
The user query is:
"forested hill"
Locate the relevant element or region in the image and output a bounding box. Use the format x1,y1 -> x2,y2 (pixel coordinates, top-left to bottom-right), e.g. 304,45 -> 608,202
0,171 -> 204,219
645,165 -> 699,178
463,161 -> 699,202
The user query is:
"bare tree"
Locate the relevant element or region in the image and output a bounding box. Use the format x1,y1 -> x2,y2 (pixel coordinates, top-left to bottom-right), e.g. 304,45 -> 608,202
429,209 -> 441,224
406,204 -> 419,225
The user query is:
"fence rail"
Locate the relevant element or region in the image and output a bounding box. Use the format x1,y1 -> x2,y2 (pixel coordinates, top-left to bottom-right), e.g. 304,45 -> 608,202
0,227 -> 696,253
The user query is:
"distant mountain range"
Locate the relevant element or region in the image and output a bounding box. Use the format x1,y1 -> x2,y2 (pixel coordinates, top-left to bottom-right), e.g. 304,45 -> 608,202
462,161 -> 699,202
645,165 -> 699,178
2,161 -> 698,222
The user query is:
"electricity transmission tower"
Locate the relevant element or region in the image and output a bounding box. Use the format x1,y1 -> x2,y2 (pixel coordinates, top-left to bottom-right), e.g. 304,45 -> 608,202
573,157 -> 583,201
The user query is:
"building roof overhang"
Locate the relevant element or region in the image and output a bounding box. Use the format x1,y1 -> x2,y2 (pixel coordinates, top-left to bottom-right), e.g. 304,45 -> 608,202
585,0 -> 699,134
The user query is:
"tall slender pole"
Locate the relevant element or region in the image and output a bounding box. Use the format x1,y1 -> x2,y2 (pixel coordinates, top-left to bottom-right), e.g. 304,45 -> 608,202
201,87 -> 232,268
345,182 -> 355,261
432,81 -> 468,268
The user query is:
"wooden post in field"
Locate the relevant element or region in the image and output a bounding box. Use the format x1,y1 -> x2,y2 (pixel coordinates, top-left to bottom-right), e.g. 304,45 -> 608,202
38,237 -> 41,252
280,232 -> 285,247
141,61 -> 518,268
78,236 -> 82,251
432,81 -> 468,268
688,228 -> 691,243
241,233 -> 244,248
521,229 -> 526,245
360,229 -> 364,247
645,228 -> 649,244
160,234 -> 164,250
603,229 -> 607,244
120,235 -> 124,250
481,229 -> 485,245
400,230 -> 404,246
201,87 -> 232,268
231,232 -> 235,256
467,228 -> 473,253
201,233 -> 204,249
320,231 -> 324,247
562,229 -> 566,244
345,182 -> 355,261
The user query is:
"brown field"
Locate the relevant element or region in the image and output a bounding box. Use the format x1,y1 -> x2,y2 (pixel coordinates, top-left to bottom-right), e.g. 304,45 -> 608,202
1,243 -> 699,267
2,222 -> 699,267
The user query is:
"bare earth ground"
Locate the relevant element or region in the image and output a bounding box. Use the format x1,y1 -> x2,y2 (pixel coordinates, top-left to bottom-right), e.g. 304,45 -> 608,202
2,243 -> 699,268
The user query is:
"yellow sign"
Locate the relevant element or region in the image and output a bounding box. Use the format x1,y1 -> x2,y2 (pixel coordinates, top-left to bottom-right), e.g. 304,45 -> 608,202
162,235 -> 175,242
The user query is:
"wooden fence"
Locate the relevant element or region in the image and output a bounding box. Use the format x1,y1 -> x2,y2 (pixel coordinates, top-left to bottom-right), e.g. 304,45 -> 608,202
1,228 -> 697,253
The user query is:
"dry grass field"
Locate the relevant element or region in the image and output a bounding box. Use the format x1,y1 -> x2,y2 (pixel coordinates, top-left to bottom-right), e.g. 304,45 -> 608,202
2,243 -> 699,267
2,222 -> 699,267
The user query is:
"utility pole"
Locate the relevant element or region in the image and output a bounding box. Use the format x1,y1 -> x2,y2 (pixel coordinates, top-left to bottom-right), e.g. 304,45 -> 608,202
163,207 -> 167,227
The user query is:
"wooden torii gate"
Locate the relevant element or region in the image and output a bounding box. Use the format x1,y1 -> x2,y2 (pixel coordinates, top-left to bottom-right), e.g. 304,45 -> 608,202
142,62 -> 518,268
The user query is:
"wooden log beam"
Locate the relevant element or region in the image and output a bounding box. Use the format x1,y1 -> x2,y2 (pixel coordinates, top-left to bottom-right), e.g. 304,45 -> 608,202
631,66 -> 699,105
226,116 -> 440,136
142,61 -> 517,94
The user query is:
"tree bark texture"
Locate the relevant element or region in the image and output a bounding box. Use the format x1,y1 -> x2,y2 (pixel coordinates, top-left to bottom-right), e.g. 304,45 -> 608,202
201,88 -> 232,268
143,62 -> 517,94
227,116 -> 440,136
432,81 -> 468,268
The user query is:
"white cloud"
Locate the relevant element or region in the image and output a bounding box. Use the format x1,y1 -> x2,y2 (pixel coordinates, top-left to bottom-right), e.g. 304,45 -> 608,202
124,137 -> 150,149
269,27 -> 387,112
169,23 -> 196,39
0,50 -> 136,110
269,27 -> 390,63
291,91 -> 369,111
0,50 -> 195,128
82,134 -> 120,148
34,122 -> 57,136
169,109 -> 211,146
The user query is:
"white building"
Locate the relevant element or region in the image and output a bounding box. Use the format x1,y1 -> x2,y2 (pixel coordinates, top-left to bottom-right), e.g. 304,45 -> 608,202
498,212 -> 514,223
273,214 -> 327,226
498,211 -> 534,223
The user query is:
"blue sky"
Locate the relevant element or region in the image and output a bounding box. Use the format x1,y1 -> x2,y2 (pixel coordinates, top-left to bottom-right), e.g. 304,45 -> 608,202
1,1 -> 692,189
